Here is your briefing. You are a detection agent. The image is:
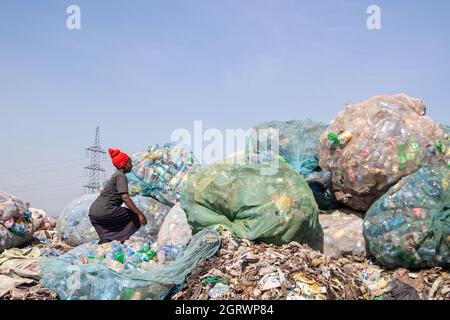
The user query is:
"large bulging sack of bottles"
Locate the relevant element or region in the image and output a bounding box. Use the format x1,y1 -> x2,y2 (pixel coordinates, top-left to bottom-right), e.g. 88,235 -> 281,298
127,143 -> 200,206
39,227 -> 220,300
249,120 -> 339,210
0,191 -> 34,252
363,165 -> 450,269
319,94 -> 447,211
181,154 -> 319,245
57,194 -> 171,246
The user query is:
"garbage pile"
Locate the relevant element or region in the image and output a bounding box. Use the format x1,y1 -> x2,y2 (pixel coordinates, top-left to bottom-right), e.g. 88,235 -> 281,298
127,143 -> 200,206
181,155 -> 319,245
172,229 -> 450,300
364,165 -> 450,269
0,191 -> 45,252
319,94 -> 446,211
0,239 -> 72,300
56,194 -> 171,246
3,93 -> 450,301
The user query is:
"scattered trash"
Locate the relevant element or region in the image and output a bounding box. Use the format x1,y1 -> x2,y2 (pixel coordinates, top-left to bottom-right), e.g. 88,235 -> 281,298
382,280 -> 421,300
171,229 -> 450,300
209,283 -> 230,299
319,94 -> 447,211
40,248 -> 61,257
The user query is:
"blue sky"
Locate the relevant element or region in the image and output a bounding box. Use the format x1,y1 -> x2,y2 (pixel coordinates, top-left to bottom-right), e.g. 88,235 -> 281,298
1,0 -> 449,215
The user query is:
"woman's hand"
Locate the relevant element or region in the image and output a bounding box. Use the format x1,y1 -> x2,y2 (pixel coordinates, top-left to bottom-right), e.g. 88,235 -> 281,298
138,213 -> 148,226
121,193 -> 148,226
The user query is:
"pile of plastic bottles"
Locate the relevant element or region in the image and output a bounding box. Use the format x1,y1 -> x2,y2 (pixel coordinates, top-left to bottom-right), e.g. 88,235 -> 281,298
319,94 -> 447,211
0,191 -> 29,221
66,237 -> 187,273
40,248 -> 62,257
3,210 -> 33,237
127,143 -> 200,206
363,165 -> 450,268
40,229 -> 221,300
0,190 -> 33,238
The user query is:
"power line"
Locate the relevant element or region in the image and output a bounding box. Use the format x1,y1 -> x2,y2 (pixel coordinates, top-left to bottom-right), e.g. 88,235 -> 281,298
7,181 -> 84,193
0,157 -> 86,175
2,175 -> 84,189
0,163 -> 86,180
26,194 -> 81,203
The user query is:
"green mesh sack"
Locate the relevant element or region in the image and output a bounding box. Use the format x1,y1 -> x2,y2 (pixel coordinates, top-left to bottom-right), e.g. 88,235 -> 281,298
249,120 -> 327,176
181,155 -> 319,245
363,166 -> 450,269
248,120 -> 339,210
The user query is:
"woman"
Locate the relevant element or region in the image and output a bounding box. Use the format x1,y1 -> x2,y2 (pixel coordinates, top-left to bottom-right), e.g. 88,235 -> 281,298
89,148 -> 147,243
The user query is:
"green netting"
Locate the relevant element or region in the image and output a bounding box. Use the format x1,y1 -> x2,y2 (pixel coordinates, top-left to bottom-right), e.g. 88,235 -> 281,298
363,165 -> 450,269
248,120 -> 339,210
249,120 -> 327,176
181,155 -> 319,245
39,228 -> 220,300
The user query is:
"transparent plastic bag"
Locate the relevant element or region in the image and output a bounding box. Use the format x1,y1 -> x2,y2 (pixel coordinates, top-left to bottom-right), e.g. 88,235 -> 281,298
57,194 -> 171,246
319,94 -> 446,211
309,210 -> 366,258
156,203 -> 192,264
0,191 -> 29,222
127,143 -> 200,206
0,192 -> 33,252
39,228 -> 220,300
363,165 -> 450,269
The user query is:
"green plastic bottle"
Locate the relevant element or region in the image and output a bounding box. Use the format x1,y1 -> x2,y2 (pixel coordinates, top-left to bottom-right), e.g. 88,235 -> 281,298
397,143 -> 407,172
114,251 -> 125,264
436,140 -> 443,154
327,133 -> 340,146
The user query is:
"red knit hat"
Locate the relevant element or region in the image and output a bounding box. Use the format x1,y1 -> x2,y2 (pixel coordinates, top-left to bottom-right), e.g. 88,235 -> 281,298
108,148 -> 130,169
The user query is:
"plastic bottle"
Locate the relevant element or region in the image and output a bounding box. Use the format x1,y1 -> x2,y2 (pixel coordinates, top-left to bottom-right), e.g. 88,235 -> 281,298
327,133 -> 340,146
397,143 -> 407,172
114,251 -> 125,264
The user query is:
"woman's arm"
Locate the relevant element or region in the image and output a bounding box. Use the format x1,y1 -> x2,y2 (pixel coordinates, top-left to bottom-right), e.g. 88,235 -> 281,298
121,194 -> 148,226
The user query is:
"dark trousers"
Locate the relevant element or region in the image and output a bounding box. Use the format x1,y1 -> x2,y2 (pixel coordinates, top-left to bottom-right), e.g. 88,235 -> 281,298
89,207 -> 140,243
